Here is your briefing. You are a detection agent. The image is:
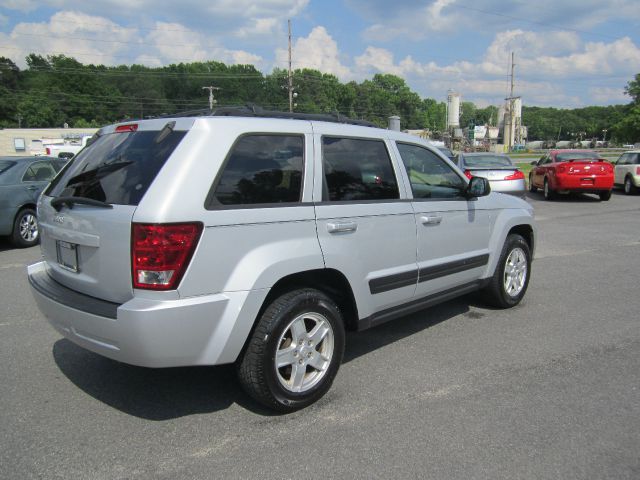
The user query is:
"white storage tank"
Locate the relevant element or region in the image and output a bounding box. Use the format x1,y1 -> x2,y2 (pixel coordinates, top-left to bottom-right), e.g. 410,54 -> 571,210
447,91 -> 461,128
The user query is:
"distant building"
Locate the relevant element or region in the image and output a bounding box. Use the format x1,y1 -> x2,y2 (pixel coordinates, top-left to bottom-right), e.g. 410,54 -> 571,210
0,128 -> 98,157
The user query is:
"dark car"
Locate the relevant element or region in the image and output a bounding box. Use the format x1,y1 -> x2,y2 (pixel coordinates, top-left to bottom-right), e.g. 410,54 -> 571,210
0,156 -> 67,247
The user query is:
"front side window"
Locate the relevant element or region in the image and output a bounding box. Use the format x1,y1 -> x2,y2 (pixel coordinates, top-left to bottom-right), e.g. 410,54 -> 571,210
322,137 -> 399,201
397,143 -> 466,199
209,134 -> 304,207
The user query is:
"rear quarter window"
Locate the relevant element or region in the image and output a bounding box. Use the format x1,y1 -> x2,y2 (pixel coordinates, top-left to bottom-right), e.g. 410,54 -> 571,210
46,129 -> 186,206
206,134 -> 304,208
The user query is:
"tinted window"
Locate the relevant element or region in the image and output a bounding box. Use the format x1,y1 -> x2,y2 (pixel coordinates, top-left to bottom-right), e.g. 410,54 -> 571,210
463,154 -> 513,167
0,160 -> 16,176
210,135 -> 303,206
322,137 -> 399,201
555,151 -> 600,162
22,161 -> 57,182
617,154 -> 630,165
397,143 -> 466,199
46,129 -> 185,206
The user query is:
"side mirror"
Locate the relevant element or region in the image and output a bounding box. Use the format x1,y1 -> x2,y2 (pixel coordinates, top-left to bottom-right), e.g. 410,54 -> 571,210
530,160 -> 537,165
466,176 -> 491,198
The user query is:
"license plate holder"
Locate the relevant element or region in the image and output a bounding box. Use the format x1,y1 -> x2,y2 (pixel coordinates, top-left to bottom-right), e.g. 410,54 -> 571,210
56,240 -> 79,272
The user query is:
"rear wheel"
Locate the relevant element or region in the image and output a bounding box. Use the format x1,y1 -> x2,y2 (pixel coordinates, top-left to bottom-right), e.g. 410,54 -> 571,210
528,174 -> 537,192
11,208 -> 39,248
599,190 -> 612,201
482,234 -> 531,308
624,176 -> 638,195
237,288 -> 345,412
543,179 -> 555,200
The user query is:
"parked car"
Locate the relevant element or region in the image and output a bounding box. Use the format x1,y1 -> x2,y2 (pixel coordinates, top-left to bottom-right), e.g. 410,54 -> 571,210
28,109 -> 535,411
457,152 -> 526,197
436,146 -> 455,162
529,149 -> 614,201
613,150 -> 640,195
0,156 -> 67,247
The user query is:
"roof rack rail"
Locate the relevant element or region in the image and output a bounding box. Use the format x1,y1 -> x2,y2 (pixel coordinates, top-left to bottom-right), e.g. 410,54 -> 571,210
211,104 -> 378,127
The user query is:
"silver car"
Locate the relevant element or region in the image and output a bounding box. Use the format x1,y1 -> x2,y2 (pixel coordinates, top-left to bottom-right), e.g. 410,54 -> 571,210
457,152 -> 526,197
28,110 -> 535,411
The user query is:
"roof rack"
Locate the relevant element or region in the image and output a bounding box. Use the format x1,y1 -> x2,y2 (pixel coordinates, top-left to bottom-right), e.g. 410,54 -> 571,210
212,105 -> 378,127
157,104 -> 378,127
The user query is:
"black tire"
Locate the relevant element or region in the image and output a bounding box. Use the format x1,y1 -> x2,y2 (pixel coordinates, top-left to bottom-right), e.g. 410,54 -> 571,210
543,178 -> 555,201
528,174 -> 538,192
624,176 -> 638,195
482,234 -> 531,308
237,288 -> 345,412
599,190 -> 612,201
11,208 -> 39,248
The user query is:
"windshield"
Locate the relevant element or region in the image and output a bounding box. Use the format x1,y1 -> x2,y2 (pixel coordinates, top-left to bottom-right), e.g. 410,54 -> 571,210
556,151 -> 600,162
45,129 -> 186,205
464,155 -> 513,168
0,160 -> 16,176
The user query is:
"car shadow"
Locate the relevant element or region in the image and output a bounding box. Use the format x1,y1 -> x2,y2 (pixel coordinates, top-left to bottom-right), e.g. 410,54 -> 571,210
53,299 -> 473,419
524,191 -> 603,203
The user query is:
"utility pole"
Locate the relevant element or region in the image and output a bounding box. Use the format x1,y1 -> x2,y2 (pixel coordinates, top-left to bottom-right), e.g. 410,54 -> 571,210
202,86 -> 221,111
17,114 -> 22,129
288,19 -> 294,112
505,51 -> 516,152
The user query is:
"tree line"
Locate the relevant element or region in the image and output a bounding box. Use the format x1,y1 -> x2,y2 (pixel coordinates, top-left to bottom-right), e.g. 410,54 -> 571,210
0,54 -> 638,143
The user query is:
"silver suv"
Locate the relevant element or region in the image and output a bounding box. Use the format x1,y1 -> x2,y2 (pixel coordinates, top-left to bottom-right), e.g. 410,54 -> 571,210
28,110 -> 535,411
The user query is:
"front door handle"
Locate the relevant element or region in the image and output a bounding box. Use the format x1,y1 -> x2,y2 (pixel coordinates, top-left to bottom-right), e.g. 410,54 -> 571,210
420,215 -> 443,225
327,221 -> 358,233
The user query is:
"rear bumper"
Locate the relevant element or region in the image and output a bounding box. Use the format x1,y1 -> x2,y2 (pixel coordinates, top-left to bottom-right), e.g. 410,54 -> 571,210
28,261 -> 267,368
555,175 -> 613,192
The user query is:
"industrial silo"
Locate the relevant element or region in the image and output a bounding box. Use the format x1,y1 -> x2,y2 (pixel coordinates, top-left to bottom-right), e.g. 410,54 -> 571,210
447,91 -> 461,128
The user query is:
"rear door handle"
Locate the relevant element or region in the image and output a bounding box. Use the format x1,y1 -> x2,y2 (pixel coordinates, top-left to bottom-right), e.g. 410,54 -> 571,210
420,215 -> 443,225
327,221 -> 358,233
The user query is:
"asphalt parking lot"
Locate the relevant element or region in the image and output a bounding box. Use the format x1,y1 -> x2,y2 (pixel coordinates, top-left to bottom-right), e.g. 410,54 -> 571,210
1,190 -> 639,480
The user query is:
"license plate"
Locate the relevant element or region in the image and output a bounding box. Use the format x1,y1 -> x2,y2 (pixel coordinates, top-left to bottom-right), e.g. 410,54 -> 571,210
56,240 -> 79,272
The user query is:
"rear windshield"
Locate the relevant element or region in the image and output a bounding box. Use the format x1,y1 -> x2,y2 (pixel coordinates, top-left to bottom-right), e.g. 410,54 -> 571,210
464,155 -> 513,167
556,152 -> 600,162
0,160 -> 16,176
46,129 -> 186,205
437,148 -> 453,157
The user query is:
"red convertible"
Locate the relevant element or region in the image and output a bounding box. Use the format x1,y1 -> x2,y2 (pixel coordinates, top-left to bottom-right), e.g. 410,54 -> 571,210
529,149 -> 614,201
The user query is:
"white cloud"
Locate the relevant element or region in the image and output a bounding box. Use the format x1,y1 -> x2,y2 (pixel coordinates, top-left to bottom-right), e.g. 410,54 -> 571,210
0,13 -> 263,68
275,26 -> 351,79
351,0 -> 640,42
351,31 -> 639,107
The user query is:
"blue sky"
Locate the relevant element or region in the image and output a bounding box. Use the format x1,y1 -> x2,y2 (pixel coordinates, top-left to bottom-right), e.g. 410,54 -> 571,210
1,0 -> 639,108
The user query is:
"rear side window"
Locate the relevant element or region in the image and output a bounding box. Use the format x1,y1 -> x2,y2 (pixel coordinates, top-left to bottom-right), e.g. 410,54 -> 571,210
46,129 -> 186,205
22,161 -> 57,182
322,137 -> 399,201
207,134 -> 304,207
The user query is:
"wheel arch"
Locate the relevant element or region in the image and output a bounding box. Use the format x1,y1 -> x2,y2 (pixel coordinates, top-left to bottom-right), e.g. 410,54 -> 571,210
261,268 -> 359,332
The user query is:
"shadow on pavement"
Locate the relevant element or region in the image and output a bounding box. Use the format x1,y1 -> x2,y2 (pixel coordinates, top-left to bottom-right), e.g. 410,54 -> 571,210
53,298 -> 474,420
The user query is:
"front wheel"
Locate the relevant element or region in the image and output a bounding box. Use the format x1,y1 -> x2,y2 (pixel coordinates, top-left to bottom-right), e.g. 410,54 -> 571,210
237,288 -> 345,412
11,208 -> 39,248
599,190 -> 612,201
482,234 -> 531,308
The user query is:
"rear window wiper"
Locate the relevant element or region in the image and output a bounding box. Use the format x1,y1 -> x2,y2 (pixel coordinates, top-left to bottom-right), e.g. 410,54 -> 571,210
50,196 -> 113,211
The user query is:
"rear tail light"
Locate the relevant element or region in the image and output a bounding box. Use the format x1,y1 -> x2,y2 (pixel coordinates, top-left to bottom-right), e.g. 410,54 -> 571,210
504,170 -> 525,180
636,167 -> 640,175
115,124 -> 138,133
132,222 -> 203,290
463,169 -> 473,179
